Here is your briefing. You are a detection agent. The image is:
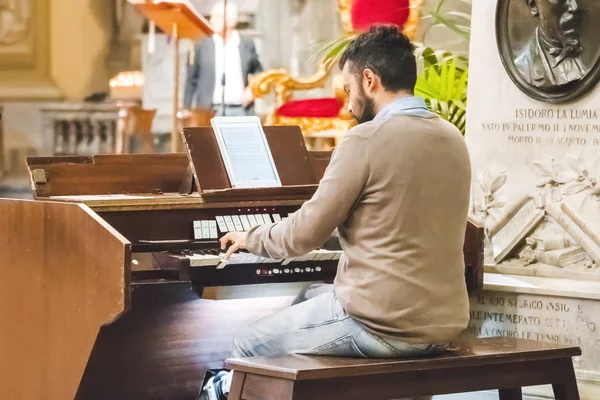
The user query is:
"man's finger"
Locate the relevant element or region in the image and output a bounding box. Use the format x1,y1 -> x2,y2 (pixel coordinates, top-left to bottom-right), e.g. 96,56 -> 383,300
220,234 -> 230,250
224,242 -> 240,261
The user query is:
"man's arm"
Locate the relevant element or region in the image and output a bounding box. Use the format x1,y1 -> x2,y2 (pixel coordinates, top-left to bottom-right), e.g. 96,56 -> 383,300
183,44 -> 200,108
244,133 -> 369,259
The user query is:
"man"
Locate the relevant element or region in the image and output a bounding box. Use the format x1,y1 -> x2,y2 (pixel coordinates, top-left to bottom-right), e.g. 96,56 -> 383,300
183,1 -> 263,116
199,26 -> 472,400
515,0 -> 587,88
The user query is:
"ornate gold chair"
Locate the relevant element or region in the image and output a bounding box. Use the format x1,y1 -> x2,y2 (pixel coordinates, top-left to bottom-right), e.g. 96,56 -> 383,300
249,0 -> 423,150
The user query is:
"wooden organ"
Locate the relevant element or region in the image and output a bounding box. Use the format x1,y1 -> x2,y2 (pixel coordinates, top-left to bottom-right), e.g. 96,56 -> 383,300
0,126 -> 484,399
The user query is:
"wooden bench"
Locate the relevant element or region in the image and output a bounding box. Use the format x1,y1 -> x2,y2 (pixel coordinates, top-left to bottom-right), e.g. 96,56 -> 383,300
225,337 -> 581,400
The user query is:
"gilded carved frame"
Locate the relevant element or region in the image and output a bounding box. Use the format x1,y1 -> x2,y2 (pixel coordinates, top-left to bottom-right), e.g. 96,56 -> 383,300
0,0 -> 60,100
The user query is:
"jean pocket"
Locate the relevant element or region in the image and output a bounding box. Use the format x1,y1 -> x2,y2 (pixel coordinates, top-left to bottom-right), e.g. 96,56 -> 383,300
313,335 -> 368,358
329,292 -> 349,321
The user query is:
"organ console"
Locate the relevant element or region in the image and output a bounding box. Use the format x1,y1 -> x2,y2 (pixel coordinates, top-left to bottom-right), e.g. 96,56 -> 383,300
0,125 -> 484,400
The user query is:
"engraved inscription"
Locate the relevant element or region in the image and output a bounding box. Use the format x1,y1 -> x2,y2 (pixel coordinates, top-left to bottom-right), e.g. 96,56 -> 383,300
469,291 -> 600,377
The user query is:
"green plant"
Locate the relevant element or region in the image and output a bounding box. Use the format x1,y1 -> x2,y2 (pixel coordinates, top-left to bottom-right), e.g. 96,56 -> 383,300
422,0 -> 471,42
414,47 -> 468,134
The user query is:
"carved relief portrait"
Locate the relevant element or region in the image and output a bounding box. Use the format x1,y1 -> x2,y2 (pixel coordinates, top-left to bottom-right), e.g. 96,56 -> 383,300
0,0 -> 31,47
496,0 -> 600,103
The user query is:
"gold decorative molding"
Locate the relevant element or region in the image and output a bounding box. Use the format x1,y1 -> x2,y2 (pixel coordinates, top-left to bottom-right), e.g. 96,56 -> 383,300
0,0 -> 61,100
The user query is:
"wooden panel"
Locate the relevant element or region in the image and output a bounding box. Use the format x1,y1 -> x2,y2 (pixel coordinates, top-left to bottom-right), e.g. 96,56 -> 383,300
464,217 -> 485,292
0,199 -> 130,400
130,1 -> 213,40
226,336 -> 581,381
309,151 -> 332,181
26,154 -> 189,197
76,283 -> 292,399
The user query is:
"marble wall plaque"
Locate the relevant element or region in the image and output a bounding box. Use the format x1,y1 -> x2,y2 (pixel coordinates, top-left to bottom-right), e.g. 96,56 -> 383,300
468,291 -> 600,379
466,1 -> 600,273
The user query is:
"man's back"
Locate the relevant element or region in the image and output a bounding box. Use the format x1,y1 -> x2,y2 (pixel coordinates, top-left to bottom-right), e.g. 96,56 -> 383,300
334,113 -> 472,344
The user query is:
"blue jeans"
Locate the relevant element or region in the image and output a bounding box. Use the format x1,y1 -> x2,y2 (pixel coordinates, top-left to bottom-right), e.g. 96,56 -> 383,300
232,284 -> 449,359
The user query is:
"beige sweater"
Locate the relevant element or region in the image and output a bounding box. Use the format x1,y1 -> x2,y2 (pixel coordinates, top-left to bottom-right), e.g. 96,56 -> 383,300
246,114 -> 472,344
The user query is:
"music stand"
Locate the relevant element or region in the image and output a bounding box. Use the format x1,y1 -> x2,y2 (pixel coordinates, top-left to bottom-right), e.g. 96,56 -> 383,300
128,1 -> 214,152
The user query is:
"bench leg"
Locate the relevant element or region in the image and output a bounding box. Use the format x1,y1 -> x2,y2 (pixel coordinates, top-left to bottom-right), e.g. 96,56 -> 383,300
498,387 -> 522,400
227,371 -> 246,400
552,359 -> 580,400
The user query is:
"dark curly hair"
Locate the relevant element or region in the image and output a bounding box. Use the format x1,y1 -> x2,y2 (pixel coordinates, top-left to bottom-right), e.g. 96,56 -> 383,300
339,25 -> 417,93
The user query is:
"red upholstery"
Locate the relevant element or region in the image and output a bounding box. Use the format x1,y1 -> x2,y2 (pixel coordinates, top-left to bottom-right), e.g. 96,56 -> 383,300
350,0 -> 410,32
277,98 -> 343,119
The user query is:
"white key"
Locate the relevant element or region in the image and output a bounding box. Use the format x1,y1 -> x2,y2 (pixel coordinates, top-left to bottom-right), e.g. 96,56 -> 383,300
187,253 -> 220,267
254,214 -> 265,224
262,214 -> 272,223
272,214 -> 282,222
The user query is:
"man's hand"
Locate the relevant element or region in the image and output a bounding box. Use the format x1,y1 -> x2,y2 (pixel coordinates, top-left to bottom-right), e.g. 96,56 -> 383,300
242,87 -> 254,108
220,231 -> 248,260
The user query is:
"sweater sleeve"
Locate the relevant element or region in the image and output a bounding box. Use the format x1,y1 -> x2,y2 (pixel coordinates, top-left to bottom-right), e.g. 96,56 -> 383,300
245,133 -> 369,259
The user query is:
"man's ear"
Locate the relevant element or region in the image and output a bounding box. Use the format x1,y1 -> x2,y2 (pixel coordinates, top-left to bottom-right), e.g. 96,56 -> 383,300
526,0 -> 539,16
362,68 -> 377,92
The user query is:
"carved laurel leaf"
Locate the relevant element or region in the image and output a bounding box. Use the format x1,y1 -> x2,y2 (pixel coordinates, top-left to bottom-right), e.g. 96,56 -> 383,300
565,154 -> 583,174
490,172 -> 507,192
532,161 -> 551,177
480,168 -> 492,193
536,177 -> 552,187
562,180 -> 589,196
555,170 -> 579,184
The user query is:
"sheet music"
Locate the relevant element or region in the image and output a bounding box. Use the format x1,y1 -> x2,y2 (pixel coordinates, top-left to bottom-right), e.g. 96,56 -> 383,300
212,117 -> 281,188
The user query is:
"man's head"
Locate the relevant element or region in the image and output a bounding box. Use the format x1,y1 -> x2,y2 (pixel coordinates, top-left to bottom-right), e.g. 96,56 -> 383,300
339,25 -> 416,124
526,0 -> 581,56
210,1 -> 239,37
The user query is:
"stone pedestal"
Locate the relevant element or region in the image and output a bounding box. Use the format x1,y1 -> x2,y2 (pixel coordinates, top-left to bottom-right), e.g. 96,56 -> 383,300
470,273 -> 600,399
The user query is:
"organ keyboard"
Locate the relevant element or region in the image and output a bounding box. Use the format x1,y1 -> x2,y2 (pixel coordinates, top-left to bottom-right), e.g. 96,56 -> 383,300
0,125 -> 484,400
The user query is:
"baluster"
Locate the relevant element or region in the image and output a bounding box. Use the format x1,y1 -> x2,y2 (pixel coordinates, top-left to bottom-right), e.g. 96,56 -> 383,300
68,120 -> 77,154
54,120 -> 64,155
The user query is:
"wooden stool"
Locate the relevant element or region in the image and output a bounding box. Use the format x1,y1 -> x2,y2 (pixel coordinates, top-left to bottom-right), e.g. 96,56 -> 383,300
226,337 -> 581,400
115,106 -> 156,154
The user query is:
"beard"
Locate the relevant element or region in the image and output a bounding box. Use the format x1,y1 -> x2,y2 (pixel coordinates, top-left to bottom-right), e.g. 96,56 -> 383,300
560,11 -> 582,57
352,85 -> 376,124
